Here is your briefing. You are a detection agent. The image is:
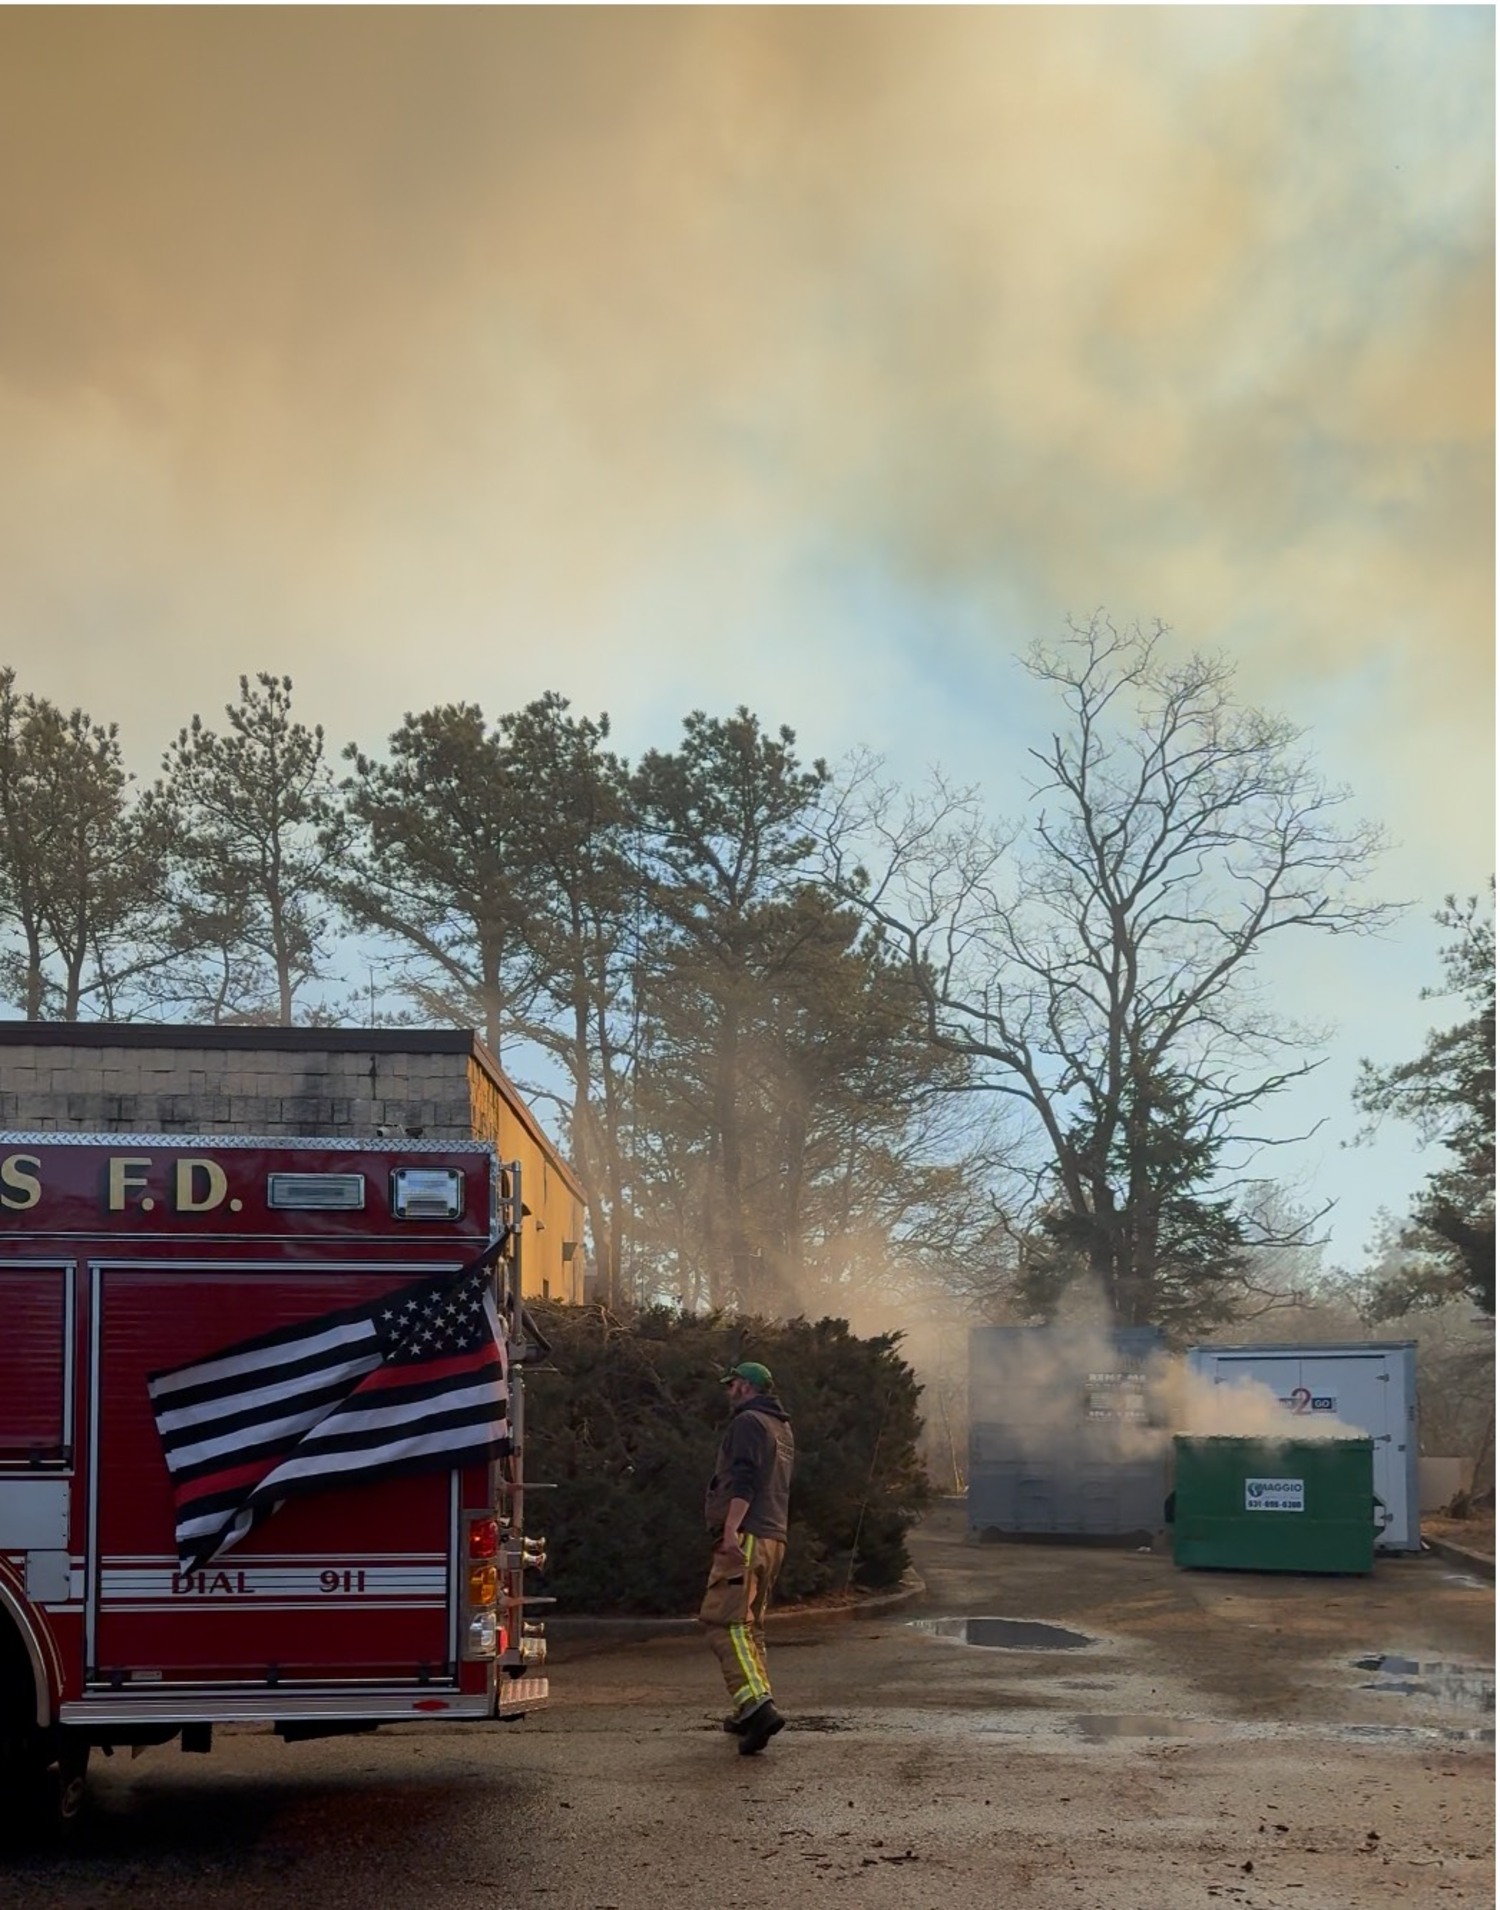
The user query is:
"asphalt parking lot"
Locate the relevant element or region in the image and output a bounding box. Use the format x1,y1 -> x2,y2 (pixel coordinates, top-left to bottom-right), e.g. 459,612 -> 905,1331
4,1501 -> 1493,1909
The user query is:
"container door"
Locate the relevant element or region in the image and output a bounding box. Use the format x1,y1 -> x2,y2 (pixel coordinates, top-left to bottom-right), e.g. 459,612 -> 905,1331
0,1262 -> 75,1466
1289,1351 -> 1412,1549
1079,1472 -> 1119,1535
87,1263 -> 461,1690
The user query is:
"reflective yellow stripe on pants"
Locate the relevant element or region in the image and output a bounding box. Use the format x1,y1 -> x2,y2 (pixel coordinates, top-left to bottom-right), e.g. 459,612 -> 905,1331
699,1532 -> 786,1717
726,1536 -> 770,1707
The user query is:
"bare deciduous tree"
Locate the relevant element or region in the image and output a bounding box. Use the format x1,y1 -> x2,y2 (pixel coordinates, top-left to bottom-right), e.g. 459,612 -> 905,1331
824,614 -> 1398,1333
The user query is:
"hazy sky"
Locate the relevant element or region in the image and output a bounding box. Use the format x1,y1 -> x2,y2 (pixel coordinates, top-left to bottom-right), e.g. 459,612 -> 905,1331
0,8 -> 1492,1273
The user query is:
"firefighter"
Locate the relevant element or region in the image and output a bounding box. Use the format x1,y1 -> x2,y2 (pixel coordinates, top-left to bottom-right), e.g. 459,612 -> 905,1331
700,1359 -> 796,1755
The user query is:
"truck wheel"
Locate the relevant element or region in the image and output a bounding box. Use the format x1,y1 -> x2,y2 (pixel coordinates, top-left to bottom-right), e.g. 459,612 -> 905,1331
45,1738 -> 90,1827
3,1734 -> 89,1839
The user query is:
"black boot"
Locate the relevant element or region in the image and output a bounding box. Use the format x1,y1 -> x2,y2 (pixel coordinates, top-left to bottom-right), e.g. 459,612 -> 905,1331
737,1700 -> 785,1755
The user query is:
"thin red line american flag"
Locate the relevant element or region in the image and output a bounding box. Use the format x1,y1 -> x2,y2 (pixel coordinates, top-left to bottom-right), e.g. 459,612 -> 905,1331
147,1243 -> 511,1571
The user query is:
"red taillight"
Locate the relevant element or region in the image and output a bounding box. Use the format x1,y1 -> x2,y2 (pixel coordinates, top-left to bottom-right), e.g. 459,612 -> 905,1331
468,1517 -> 499,1559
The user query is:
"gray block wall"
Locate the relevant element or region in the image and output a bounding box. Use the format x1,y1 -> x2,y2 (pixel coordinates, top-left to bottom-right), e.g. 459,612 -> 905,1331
0,1041 -> 476,1139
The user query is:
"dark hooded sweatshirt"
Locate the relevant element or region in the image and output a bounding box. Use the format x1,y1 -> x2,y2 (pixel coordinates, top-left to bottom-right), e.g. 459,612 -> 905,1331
704,1394 -> 795,1542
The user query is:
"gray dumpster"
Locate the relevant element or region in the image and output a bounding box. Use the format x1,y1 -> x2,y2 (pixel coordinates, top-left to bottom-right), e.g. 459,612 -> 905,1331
968,1325 -> 1168,1541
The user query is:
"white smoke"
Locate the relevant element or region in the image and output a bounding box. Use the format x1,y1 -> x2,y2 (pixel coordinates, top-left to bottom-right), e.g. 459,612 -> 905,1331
1157,1361 -> 1367,1445
970,1317 -> 1368,1466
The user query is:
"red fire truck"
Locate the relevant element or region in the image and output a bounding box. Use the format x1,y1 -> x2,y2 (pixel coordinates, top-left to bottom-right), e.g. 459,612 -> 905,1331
0,1133 -> 548,1827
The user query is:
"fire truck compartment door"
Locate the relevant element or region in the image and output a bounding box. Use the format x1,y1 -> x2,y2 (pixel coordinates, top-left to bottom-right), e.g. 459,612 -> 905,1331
89,1264 -> 466,1688
26,1551 -> 71,1603
0,1263 -> 74,1463
0,1478 -> 69,1547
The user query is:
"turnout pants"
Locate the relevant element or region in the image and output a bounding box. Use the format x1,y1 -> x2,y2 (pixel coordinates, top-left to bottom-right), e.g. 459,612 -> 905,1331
698,1533 -> 786,1718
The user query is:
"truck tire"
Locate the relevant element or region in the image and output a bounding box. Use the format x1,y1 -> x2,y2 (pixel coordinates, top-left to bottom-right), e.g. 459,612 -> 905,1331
38,1733 -> 90,1829
1,1731 -> 89,1841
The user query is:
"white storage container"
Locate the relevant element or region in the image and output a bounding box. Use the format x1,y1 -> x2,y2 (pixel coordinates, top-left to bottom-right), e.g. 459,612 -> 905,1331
1184,1341 -> 1419,1551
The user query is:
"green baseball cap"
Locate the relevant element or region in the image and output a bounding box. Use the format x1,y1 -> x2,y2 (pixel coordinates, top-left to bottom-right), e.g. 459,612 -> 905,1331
722,1360 -> 774,1392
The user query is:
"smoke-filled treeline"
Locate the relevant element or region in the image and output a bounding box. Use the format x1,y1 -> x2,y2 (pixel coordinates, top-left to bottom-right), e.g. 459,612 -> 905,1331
0,629 -> 1484,1348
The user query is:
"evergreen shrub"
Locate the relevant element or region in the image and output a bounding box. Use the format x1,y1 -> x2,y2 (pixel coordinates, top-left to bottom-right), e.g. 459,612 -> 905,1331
520,1305 -> 929,1615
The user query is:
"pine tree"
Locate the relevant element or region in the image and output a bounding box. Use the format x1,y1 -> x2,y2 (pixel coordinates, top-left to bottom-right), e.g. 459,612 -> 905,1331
1356,886 -> 1495,1315
0,670 -> 162,1019
149,675 -> 349,1024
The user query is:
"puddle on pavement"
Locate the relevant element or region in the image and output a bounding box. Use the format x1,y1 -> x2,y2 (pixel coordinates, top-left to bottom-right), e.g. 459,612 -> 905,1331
1351,1655 -> 1495,1713
1071,1714 -> 1223,1742
910,1616 -> 1093,1650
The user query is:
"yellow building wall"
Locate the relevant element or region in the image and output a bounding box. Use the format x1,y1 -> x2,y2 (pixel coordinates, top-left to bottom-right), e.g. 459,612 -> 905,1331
466,1053 -> 587,1304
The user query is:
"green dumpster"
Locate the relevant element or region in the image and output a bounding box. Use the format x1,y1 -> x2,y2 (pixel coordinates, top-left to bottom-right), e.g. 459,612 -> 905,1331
1172,1435 -> 1376,1574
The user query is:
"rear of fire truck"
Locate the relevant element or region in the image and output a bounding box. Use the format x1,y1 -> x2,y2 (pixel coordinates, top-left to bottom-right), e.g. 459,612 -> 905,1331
0,1134 -> 548,1831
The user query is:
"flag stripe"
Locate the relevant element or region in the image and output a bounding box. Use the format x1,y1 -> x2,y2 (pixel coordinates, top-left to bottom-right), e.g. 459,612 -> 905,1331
287,1380 -> 505,1450
173,1453 -> 284,1504
154,1354 -> 383,1444
357,1348 -> 496,1393
173,1483 -> 290,1533
167,1402 -> 347,1478
148,1313 -> 381,1400
250,1419 -> 512,1494
171,1505 -> 257,1553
